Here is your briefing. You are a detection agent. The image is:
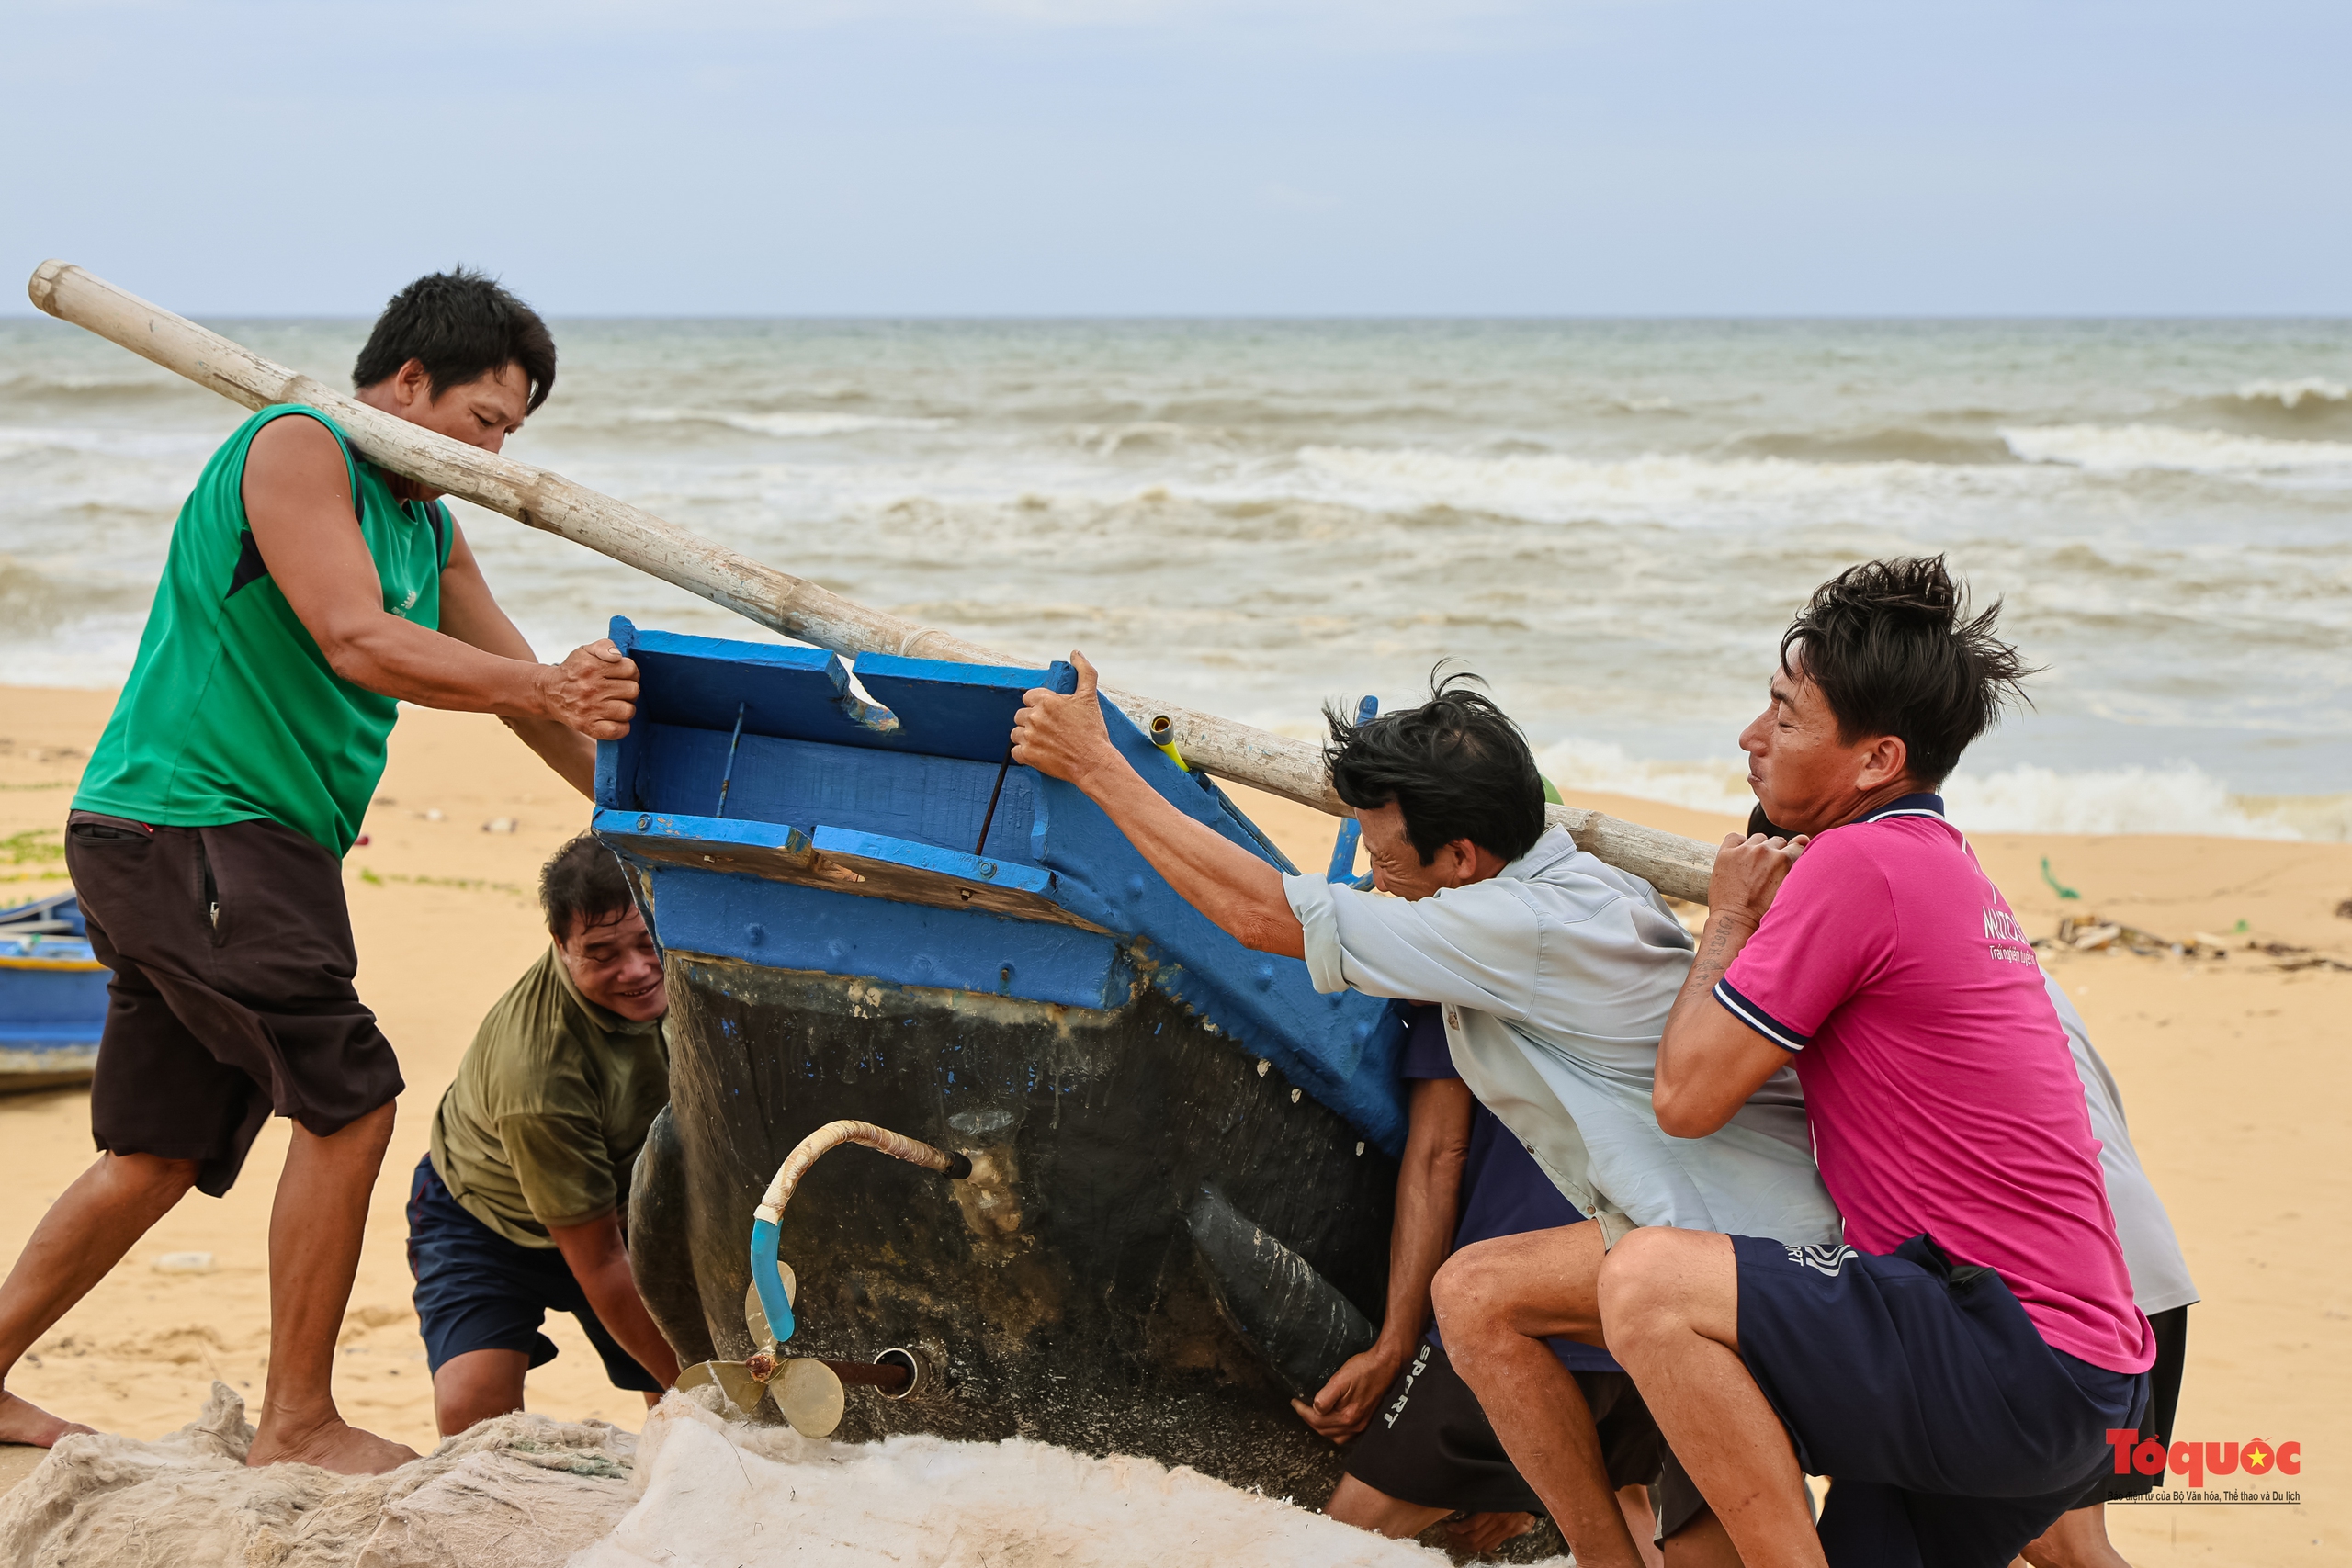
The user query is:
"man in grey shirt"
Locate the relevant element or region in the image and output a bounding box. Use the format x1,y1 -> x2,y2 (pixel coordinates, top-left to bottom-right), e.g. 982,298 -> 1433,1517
1012,657 -> 1838,1568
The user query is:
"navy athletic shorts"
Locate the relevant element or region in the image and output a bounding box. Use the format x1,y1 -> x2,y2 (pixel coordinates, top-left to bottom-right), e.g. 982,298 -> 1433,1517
2079,1303 -> 2188,1506
1731,1232 -> 2148,1568
405,1154 -> 663,1393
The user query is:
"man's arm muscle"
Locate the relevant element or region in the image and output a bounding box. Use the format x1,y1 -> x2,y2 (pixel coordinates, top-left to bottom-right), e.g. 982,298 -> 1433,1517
1012,652 -> 1304,957
1295,1076 -> 1472,1438
547,1211 -> 680,1389
1653,833 -> 1806,1139
241,416 -> 634,739
435,523 -> 597,796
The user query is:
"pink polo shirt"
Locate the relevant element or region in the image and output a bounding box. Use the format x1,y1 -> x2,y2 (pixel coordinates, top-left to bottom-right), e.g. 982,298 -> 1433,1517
1716,795 -> 2154,1374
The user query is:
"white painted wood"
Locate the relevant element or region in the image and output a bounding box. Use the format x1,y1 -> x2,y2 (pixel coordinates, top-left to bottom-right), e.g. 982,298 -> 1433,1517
27,260 -> 1717,901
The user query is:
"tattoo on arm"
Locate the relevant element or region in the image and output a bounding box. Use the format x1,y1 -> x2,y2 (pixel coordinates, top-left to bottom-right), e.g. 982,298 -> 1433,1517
1690,914 -> 1757,993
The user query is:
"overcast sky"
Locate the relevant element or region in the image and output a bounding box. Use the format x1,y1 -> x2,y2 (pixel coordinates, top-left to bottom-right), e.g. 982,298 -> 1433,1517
3,1 -> 2344,316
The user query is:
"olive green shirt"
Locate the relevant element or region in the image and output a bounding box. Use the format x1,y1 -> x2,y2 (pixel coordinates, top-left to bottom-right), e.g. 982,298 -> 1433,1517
429,947 -> 671,1248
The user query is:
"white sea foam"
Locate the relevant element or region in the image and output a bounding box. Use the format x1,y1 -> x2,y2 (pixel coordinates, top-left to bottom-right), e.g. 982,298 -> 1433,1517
2234,377 -> 2349,409
2001,423 -> 2352,479
1533,739 -> 2343,840
1535,739 -> 1756,818
1941,763 -> 2312,839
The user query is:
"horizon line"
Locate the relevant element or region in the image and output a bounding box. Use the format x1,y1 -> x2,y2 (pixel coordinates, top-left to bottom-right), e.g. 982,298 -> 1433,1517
6,309 -> 2350,325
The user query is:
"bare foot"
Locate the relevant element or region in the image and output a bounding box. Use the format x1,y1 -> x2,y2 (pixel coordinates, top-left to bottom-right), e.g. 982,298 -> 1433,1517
247,1414 -> 416,1474
0,1389 -> 96,1448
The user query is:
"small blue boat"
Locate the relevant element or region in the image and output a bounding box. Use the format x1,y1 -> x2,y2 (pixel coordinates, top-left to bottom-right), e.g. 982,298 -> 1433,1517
594,619 -> 1410,1497
0,889 -> 107,1091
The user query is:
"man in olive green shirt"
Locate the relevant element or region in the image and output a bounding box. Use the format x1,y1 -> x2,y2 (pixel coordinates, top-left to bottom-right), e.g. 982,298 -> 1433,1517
408,835 -> 678,1434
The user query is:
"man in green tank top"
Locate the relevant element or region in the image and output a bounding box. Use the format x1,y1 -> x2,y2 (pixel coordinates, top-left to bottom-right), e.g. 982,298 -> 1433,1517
0,271 -> 639,1474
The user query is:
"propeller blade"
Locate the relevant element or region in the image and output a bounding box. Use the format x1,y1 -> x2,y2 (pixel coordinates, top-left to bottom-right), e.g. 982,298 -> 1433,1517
774,1358 -> 845,1438
712,1359 -> 774,1417
742,1262 -> 796,1349
676,1359 -> 772,1417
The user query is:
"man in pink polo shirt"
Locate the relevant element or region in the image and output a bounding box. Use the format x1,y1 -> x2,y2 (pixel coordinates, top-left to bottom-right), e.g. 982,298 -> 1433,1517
1597,558 -> 2154,1566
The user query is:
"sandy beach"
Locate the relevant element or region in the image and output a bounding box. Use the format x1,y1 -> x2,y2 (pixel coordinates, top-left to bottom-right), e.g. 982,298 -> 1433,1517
2,684 -> 2346,1562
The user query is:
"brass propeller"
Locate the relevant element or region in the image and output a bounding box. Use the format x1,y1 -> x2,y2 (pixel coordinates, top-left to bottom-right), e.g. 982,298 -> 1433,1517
674,1261 -> 849,1437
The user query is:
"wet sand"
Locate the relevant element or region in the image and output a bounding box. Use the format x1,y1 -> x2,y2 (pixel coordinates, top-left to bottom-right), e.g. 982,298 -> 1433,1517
3,686 -> 2346,1562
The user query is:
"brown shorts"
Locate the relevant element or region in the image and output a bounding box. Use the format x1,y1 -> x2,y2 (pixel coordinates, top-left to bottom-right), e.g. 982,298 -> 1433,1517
64,811 -> 402,1196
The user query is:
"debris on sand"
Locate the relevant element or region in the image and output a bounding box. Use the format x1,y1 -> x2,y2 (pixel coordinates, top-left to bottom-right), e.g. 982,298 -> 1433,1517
2039,915 -> 2351,971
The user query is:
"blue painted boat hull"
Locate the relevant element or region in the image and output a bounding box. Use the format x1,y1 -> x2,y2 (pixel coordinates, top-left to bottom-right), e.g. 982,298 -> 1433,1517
1,892 -> 106,1092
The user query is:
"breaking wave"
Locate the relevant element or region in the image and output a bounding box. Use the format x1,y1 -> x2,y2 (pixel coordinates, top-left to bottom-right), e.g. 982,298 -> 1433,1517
2233,377 -> 2348,411
0,556 -> 147,639
2000,423 -> 2352,481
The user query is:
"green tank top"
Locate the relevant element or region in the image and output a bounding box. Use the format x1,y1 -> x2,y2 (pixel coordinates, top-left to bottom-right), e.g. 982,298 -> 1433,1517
74,405 -> 454,855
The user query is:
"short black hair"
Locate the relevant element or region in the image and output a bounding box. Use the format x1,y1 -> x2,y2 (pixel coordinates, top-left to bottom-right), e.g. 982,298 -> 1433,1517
352,267 -> 556,413
1325,667 -> 1546,865
1780,556 -> 2037,788
540,834 -> 635,941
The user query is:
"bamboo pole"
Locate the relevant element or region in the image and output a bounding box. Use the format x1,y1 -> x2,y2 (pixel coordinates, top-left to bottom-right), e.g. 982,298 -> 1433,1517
25,260 -> 1717,902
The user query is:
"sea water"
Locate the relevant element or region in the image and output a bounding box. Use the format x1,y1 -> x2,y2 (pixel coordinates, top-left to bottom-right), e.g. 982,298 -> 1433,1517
3,317 -> 2346,838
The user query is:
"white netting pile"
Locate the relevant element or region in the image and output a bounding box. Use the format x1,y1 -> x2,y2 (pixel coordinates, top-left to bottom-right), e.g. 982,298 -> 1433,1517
0,1384 -> 1499,1567
0,1383 -> 636,1568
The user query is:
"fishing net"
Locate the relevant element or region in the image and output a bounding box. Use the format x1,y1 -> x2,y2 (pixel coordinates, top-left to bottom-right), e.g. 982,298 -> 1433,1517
0,1384 -> 1524,1567
0,1382 -> 633,1568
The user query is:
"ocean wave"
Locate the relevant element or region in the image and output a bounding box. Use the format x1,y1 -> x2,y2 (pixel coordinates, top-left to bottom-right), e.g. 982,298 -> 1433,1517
0,424 -> 224,461
2233,377 -> 2348,410
0,556 -> 148,637
0,373 -> 204,411
2169,378 -> 2352,439
1532,739 -> 2342,840
625,408 -> 956,438
1723,428 -> 2017,465
1940,763 -> 2314,839
1534,739 -> 1756,818
2000,423 -> 2352,479
1288,443 -> 2015,523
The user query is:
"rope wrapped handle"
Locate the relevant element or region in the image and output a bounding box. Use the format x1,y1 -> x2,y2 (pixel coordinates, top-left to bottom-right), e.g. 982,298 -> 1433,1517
750,1120 -> 973,1346
755,1119 -> 974,1225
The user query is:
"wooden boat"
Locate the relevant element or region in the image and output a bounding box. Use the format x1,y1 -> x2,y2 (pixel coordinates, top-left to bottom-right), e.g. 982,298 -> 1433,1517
600,620 -> 1409,1498
0,890 -> 106,1092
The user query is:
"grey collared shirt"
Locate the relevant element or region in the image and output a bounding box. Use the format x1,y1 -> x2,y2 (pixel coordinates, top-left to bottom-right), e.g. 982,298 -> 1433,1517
1283,827 -> 1842,1246
2046,975 -> 2198,1314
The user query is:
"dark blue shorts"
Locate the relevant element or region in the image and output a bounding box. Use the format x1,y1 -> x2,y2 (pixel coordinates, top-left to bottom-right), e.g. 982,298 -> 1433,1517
1732,1233 -> 2148,1568
405,1154 -> 663,1393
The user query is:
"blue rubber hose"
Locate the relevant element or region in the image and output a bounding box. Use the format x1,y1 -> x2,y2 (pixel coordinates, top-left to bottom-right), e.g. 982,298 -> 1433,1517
749,1216 -> 795,1343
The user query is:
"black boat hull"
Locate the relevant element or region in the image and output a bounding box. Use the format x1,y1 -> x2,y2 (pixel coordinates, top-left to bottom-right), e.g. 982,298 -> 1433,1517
632,953 -> 1399,1499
